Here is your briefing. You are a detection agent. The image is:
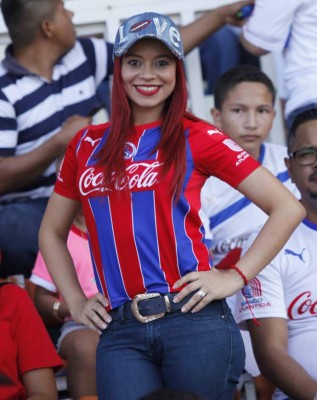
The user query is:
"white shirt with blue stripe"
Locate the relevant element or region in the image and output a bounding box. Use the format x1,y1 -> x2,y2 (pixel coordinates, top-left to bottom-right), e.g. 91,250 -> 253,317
200,142 -> 299,266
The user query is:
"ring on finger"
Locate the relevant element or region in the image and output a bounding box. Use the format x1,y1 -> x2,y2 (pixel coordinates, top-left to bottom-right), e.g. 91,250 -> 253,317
197,289 -> 206,299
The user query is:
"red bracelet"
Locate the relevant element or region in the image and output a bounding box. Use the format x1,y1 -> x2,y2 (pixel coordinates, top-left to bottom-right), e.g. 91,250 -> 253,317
229,265 -> 260,326
230,264 -> 249,286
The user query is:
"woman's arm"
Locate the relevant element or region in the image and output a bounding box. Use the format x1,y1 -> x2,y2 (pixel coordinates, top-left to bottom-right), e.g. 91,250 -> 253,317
173,166 -> 305,311
39,192 -> 110,333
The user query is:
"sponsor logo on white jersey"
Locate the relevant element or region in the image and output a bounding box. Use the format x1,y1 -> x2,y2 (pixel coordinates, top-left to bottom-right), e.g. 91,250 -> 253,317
288,291 -> 317,320
284,248 -> 306,263
238,278 -> 270,312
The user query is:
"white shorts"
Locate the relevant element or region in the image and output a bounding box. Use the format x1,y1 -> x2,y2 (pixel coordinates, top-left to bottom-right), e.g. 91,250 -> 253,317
57,319 -> 90,351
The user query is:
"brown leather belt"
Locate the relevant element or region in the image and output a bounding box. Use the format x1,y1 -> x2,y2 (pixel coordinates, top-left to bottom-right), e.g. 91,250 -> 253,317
110,292 -> 196,323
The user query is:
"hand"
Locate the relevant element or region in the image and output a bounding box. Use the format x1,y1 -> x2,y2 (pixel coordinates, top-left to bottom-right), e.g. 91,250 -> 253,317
55,115 -> 92,149
221,0 -> 255,27
71,293 -> 112,334
172,268 -> 244,313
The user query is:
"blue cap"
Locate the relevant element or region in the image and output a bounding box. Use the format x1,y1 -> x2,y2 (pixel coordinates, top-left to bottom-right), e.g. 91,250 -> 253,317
113,12 -> 184,61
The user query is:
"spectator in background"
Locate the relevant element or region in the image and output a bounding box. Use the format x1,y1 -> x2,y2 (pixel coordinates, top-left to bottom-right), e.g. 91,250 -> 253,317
200,65 -> 299,399
239,0 -> 317,129
199,25 -> 260,95
0,281 -> 62,400
30,205 -> 99,400
0,0 -> 253,284
234,108 -> 317,400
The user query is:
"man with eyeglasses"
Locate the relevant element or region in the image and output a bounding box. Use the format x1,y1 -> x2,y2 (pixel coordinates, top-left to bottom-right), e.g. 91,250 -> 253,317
234,107 -> 317,400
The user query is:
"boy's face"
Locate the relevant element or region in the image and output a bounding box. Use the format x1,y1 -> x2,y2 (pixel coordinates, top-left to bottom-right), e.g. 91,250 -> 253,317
285,119 -> 317,210
211,82 -> 275,160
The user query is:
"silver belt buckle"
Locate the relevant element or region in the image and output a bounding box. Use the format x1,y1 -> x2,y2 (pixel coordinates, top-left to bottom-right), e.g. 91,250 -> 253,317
131,292 -> 171,323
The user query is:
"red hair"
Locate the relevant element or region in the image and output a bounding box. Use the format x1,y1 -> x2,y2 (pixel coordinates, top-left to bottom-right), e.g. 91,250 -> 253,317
97,56 -> 200,198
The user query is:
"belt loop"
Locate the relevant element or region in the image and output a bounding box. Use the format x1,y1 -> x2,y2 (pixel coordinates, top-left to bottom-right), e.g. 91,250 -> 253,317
118,303 -> 125,321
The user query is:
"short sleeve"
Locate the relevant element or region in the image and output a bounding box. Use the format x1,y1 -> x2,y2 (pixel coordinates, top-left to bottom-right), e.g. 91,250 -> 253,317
186,120 -> 260,188
234,260 -> 287,326
10,285 -> 62,374
54,132 -> 81,201
0,90 -> 18,157
243,0 -> 297,52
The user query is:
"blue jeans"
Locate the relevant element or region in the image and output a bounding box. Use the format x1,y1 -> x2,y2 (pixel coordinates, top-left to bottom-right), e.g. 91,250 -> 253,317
0,197 -> 48,278
96,299 -> 245,400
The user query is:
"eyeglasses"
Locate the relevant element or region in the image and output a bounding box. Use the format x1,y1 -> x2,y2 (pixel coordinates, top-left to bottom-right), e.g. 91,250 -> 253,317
288,146 -> 317,166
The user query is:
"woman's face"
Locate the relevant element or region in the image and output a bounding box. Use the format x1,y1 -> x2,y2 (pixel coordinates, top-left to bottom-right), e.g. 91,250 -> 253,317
121,38 -> 177,124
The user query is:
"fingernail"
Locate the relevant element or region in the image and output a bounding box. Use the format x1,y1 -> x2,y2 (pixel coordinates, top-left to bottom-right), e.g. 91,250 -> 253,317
105,316 -> 112,324
181,306 -> 187,313
101,323 -> 107,330
173,296 -> 179,303
173,283 -> 178,289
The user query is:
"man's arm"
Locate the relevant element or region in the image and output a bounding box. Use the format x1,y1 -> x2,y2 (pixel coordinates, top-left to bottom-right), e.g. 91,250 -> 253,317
0,115 -> 91,195
247,317 -> 317,400
180,0 -> 254,54
34,286 -> 70,326
239,33 -> 268,56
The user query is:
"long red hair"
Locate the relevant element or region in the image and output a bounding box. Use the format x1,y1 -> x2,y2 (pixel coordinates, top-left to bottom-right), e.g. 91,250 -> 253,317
96,55 -> 200,198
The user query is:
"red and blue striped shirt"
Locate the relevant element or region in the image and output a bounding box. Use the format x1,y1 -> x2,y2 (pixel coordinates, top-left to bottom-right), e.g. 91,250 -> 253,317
55,117 -> 259,309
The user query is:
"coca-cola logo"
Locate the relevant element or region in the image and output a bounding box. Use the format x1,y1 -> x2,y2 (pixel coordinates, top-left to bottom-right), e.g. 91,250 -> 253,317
79,161 -> 162,196
288,291 -> 317,320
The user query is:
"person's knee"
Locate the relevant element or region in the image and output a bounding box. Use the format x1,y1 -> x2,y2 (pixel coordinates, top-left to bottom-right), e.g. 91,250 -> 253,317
0,199 -> 47,277
61,330 -> 98,366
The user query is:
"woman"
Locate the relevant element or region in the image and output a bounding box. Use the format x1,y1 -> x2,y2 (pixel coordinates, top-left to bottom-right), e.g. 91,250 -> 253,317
39,12 -> 305,400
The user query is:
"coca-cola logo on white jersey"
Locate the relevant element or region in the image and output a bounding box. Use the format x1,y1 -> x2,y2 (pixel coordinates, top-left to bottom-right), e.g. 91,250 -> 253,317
288,291 -> 317,320
79,161 -> 162,196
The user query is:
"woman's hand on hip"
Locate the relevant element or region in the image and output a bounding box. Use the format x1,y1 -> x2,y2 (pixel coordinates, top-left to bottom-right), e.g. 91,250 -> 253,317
71,293 -> 112,334
172,268 -> 244,313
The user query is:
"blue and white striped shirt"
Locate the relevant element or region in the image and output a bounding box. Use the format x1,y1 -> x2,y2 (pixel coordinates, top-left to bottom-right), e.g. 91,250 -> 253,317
0,37 -> 113,203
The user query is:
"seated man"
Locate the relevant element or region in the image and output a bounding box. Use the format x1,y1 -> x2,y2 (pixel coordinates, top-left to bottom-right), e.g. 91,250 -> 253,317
200,65 -> 299,399
234,108 -> 317,400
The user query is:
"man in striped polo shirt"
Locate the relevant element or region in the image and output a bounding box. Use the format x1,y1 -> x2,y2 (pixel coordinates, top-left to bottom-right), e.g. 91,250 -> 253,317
0,0 -> 114,282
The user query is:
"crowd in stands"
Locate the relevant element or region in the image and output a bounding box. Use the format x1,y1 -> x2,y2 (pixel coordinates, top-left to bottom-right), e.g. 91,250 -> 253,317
1,0 -> 316,399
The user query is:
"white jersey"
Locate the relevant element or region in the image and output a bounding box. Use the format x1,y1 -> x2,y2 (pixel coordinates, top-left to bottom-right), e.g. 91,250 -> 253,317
242,0 -> 317,117
234,220 -> 317,400
200,142 -> 299,266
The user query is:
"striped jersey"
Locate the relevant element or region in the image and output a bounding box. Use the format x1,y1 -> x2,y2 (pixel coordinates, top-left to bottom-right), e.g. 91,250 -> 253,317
55,117 -> 259,309
0,38 -> 113,203
200,142 -> 299,266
